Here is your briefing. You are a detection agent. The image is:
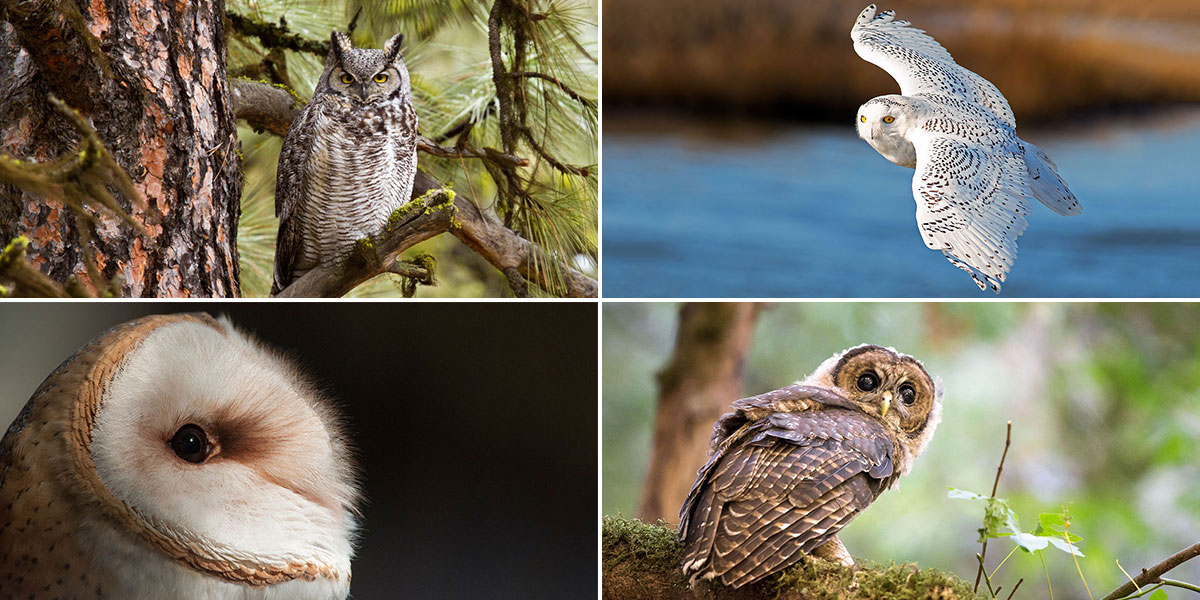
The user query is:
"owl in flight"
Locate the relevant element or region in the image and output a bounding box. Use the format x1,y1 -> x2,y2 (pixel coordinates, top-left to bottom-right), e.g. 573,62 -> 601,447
679,345 -> 942,588
852,5 -> 1081,293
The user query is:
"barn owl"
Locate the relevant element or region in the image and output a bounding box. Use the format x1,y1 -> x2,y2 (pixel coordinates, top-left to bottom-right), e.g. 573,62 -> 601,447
852,5 -> 1081,293
679,344 -> 942,588
272,31 -> 418,294
0,313 -> 359,599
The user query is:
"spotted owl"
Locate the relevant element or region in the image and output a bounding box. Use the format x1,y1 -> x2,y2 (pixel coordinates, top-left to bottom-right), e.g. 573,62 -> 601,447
678,344 -> 943,588
0,313 -> 359,599
272,31 -> 418,294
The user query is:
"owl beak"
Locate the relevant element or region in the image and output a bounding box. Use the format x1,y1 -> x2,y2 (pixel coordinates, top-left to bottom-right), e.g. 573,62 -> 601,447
359,86 -> 368,101
880,391 -> 892,418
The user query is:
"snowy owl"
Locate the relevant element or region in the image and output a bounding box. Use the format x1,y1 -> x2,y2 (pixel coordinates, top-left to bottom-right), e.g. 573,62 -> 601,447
852,4 -> 1081,293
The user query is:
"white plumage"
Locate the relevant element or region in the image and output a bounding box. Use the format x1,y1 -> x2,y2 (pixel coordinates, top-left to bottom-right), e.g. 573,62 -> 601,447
852,4 -> 1081,292
0,314 -> 358,599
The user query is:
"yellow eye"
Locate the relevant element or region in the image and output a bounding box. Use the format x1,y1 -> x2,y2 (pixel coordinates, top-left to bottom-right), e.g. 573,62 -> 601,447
340,73 -> 354,85
883,115 -> 895,123
859,115 -> 866,123
373,73 -> 389,83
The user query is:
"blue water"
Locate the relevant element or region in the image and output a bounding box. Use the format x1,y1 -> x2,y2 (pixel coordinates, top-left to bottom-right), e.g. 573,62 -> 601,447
602,108 -> 1200,297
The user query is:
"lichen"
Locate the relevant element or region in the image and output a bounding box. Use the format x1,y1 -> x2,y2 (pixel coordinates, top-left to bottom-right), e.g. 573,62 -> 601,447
602,515 -> 984,600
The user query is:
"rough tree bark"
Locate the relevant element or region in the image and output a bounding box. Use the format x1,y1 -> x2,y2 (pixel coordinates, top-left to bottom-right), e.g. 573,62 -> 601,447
638,302 -> 762,524
1,0 -> 241,296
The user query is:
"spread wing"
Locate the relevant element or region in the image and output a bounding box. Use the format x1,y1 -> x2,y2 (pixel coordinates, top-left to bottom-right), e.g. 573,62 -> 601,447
271,103 -> 319,294
679,409 -> 896,588
851,4 -> 1016,128
909,125 -> 1032,293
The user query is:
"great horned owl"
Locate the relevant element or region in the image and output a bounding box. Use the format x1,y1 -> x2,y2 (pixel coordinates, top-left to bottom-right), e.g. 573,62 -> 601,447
679,344 -> 943,588
272,31 -> 418,294
0,314 -> 359,599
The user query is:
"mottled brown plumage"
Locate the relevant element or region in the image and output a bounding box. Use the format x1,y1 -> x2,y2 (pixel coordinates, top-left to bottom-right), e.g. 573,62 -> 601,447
679,344 -> 943,588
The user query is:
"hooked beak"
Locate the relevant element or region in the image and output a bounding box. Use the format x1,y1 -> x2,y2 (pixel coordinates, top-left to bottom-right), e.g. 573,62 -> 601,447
359,85 -> 368,101
880,391 -> 892,419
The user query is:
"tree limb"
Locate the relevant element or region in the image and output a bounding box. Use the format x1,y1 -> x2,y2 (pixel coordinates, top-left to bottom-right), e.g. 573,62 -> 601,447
230,79 -> 597,298
1102,543 -> 1200,600
225,11 -> 329,57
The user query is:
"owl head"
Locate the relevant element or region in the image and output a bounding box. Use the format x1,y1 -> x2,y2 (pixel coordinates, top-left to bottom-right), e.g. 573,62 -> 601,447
856,95 -> 917,168
0,313 -> 359,598
322,30 -> 410,104
806,343 -> 943,460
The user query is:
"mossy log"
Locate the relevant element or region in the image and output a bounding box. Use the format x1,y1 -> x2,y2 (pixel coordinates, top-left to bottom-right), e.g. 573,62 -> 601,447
602,516 -> 985,600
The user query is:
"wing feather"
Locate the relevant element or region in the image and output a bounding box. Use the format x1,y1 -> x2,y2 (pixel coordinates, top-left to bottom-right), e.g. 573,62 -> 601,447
271,103 -> 321,294
909,130 -> 1031,293
678,410 -> 896,588
852,4 -> 1016,128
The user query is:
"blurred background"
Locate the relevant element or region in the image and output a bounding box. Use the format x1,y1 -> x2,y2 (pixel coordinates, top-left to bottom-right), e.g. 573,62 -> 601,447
603,302 -> 1200,599
0,303 -> 597,599
603,0 -> 1200,297
230,0 -> 597,297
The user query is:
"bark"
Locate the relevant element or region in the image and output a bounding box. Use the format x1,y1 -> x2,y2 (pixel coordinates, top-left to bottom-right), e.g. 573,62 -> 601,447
1,0 -> 241,296
638,303 -> 761,524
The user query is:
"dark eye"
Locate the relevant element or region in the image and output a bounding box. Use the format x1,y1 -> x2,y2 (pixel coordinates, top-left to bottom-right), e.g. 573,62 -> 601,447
899,384 -> 917,405
373,72 -> 388,83
169,424 -> 210,464
856,372 -> 879,392
340,73 -> 354,85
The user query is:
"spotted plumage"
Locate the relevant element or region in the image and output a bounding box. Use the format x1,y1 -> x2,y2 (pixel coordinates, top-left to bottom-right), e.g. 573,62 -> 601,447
852,5 -> 1081,293
679,345 -> 943,588
272,31 -> 418,294
0,314 -> 359,599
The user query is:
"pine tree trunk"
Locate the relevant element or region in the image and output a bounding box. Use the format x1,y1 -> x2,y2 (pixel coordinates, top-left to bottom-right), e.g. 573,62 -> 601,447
0,0 -> 242,296
638,302 -> 761,524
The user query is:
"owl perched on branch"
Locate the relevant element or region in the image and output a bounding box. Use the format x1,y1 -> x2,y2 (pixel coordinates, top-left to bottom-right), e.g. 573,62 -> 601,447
0,314 -> 359,599
272,31 -> 418,294
678,344 -> 943,588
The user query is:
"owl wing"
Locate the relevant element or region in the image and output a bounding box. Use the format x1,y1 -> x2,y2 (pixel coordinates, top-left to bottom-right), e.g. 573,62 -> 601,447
851,4 -> 1016,128
908,125 -> 1032,293
271,103 -> 320,294
679,409 -> 896,588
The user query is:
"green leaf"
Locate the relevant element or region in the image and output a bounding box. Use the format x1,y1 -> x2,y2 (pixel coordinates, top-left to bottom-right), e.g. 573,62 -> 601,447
1008,532 -> 1049,553
948,487 -> 988,501
1149,588 -> 1168,600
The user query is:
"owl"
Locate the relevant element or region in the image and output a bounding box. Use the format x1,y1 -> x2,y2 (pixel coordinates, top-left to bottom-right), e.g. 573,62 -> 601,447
852,5 -> 1081,293
272,31 -> 418,294
678,344 -> 943,588
0,313 -> 359,599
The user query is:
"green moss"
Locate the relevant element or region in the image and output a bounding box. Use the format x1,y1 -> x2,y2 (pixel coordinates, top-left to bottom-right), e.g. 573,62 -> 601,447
602,515 -> 985,600
1,236 -> 30,266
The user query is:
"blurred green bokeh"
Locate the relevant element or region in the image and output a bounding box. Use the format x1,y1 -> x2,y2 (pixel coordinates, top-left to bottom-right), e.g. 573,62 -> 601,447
603,302 -> 1200,599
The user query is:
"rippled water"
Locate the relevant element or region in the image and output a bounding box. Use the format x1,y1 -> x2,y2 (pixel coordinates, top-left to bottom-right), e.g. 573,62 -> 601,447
603,108 -> 1200,297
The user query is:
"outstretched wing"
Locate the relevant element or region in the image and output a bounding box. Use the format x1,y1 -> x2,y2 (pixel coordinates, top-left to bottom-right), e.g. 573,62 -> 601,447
271,103 -> 320,294
909,126 -> 1032,293
851,4 -> 1016,128
679,409 -> 895,588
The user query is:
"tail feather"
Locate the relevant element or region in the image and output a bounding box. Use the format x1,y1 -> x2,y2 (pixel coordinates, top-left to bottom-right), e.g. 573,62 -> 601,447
1023,141 -> 1082,216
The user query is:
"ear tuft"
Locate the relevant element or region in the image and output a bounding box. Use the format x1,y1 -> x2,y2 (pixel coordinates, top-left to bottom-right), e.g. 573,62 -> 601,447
331,30 -> 352,62
383,33 -> 404,63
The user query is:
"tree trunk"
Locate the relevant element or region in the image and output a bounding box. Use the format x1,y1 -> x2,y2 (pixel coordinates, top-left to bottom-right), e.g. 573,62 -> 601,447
638,302 -> 761,524
0,0 -> 241,296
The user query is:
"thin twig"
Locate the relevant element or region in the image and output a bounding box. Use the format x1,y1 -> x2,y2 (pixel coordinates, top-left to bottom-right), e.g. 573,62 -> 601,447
510,71 -> 595,108
226,11 -> 329,57
1103,542 -> 1200,600
1006,578 -> 1024,600
975,421 -> 1013,593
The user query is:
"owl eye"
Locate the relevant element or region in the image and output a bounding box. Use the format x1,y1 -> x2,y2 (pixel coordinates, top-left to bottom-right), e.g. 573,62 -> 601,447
339,73 -> 354,85
899,384 -> 917,405
882,115 -> 896,123
373,73 -> 389,83
169,424 -> 211,464
856,372 -> 879,392
859,115 -> 866,123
